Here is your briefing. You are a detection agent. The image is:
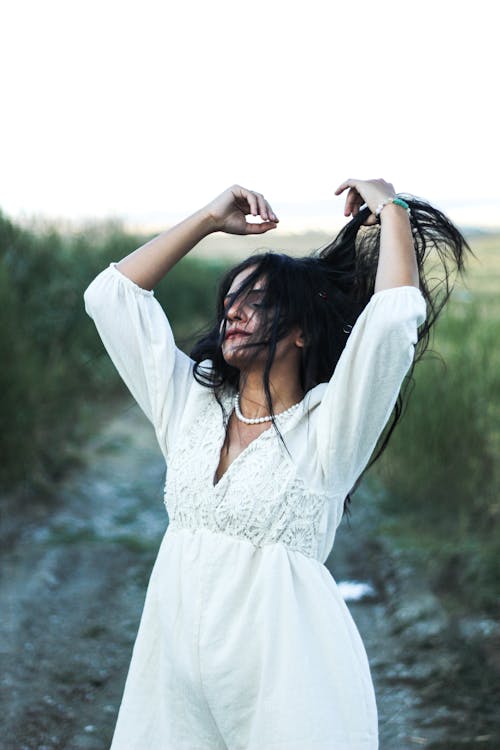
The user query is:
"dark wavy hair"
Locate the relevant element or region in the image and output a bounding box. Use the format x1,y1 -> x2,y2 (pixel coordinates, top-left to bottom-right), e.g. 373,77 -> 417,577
190,197 -> 473,513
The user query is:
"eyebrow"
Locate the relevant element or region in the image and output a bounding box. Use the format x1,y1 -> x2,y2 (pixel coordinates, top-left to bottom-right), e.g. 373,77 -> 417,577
224,288 -> 265,299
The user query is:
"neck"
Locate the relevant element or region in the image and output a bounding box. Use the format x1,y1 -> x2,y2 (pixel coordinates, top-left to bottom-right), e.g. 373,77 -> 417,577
237,370 -> 304,420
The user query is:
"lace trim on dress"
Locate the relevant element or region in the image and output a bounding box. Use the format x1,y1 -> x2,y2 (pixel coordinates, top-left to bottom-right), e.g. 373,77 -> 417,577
163,392 -> 329,560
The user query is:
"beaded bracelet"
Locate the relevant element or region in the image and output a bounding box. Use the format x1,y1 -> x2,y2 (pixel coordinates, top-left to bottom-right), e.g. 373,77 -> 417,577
375,195 -> 411,218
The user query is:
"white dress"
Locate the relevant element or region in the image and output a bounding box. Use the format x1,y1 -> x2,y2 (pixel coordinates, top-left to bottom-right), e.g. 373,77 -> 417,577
84,263 -> 426,750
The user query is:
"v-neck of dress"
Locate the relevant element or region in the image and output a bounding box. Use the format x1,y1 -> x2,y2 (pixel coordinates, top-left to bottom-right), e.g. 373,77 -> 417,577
212,416 -> 274,489
210,388 -> 316,490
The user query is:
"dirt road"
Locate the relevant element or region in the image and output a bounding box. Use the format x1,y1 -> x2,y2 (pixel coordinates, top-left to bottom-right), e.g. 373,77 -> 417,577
1,404 -> 496,749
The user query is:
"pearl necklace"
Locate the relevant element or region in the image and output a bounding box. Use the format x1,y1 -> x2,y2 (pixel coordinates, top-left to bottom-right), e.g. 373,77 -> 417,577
234,393 -> 302,425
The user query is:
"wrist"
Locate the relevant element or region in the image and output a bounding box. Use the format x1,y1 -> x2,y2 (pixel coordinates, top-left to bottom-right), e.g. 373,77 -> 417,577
193,206 -> 220,235
378,202 -> 410,221
376,195 -> 411,220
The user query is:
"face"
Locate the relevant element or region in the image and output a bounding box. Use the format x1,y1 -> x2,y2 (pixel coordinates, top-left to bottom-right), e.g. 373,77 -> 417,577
220,265 -> 304,371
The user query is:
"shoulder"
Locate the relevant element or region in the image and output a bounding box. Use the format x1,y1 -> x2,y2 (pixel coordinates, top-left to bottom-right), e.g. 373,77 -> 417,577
185,359 -> 235,409
292,383 -> 328,423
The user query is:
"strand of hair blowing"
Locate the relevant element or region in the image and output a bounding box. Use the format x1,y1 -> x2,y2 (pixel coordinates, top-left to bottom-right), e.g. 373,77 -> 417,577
317,196 -> 474,510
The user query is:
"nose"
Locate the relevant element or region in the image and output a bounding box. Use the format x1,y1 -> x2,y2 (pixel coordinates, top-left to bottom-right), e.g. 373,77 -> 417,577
225,295 -> 247,321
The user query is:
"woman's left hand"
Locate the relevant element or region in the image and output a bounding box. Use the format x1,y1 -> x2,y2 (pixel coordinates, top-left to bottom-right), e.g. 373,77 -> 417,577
334,178 -> 396,225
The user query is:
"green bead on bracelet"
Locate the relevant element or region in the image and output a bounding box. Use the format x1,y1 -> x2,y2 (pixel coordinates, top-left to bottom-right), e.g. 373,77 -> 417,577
392,197 -> 411,212
375,195 -> 411,218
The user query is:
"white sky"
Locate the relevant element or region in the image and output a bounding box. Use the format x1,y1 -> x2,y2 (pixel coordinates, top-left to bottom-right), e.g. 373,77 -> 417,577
2,0 -> 499,231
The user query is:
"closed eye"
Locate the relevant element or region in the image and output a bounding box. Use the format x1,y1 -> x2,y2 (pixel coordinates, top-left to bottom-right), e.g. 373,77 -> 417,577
223,289 -> 266,310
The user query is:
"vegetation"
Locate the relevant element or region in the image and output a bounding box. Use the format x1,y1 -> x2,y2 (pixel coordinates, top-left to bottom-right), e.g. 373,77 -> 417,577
1,208 -> 498,614
0,210 -> 229,492
372,232 -> 500,615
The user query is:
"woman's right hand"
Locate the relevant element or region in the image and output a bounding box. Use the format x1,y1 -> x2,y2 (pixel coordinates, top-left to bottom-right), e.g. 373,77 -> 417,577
203,185 -> 279,235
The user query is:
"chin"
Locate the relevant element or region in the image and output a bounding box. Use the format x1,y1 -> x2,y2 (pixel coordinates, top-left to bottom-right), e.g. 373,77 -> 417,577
221,341 -> 263,369
221,348 -> 248,368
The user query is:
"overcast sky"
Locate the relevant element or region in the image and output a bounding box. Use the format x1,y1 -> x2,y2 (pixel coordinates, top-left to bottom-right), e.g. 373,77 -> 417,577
2,0 -> 498,231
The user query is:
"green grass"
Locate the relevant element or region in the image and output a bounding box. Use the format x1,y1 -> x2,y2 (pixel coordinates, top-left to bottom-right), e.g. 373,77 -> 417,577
0,210 -> 231,493
373,232 -> 500,615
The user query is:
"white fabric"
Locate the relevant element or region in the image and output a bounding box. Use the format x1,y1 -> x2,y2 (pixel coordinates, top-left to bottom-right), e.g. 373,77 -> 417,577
84,263 -> 426,750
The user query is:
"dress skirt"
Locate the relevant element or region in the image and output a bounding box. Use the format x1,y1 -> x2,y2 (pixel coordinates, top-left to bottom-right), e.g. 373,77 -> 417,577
110,526 -> 378,750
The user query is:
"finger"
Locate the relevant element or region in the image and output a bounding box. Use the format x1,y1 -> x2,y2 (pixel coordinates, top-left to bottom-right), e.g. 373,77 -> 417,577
360,208 -> 377,226
363,213 -> 378,226
239,188 -> 258,216
334,178 -> 360,196
351,196 -> 364,217
344,187 -> 360,217
265,199 -> 279,222
345,188 -> 357,215
246,220 -> 278,234
255,193 -> 268,221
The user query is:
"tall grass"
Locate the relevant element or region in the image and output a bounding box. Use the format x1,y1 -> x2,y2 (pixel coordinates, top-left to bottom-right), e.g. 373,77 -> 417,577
373,236 -> 500,615
0,211 -> 229,493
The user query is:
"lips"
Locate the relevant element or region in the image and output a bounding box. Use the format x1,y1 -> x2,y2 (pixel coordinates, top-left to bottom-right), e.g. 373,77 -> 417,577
225,330 -> 250,340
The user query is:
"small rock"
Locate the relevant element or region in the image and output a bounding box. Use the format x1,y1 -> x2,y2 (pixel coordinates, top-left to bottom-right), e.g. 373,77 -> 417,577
458,617 -> 500,640
41,570 -> 59,587
400,618 -> 447,646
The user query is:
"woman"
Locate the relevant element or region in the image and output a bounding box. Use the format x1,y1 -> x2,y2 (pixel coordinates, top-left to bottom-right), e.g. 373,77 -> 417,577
84,179 -> 469,749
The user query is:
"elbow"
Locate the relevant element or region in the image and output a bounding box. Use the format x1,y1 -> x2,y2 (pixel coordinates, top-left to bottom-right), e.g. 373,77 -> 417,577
372,307 -> 422,357
372,286 -> 427,331
83,266 -> 113,318
83,280 -> 101,319
388,319 -> 420,357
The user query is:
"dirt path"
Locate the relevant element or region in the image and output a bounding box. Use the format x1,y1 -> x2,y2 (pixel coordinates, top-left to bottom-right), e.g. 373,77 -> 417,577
1,404 -> 497,749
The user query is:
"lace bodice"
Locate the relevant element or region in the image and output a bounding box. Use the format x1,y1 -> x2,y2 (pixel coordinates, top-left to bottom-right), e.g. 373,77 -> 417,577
84,263 -> 427,564
164,391 -> 330,559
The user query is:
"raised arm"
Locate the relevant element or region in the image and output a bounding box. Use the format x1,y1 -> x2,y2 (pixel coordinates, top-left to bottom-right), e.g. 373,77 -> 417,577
334,177 -> 419,292
84,185 -> 279,460
115,185 -> 280,290
316,178 -> 425,499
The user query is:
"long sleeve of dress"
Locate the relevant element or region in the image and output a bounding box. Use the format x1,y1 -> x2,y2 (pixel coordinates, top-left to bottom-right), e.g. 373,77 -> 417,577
83,263 -> 195,463
315,284 -> 427,498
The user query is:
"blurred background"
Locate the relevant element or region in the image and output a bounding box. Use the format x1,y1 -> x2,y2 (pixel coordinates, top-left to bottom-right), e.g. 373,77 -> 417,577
1,1 -> 498,748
